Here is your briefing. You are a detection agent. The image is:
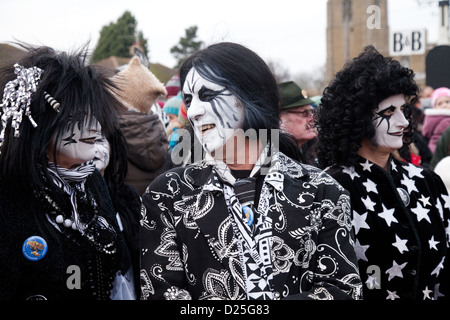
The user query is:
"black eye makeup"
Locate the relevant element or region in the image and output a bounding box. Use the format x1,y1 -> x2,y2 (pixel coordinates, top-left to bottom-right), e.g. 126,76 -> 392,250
184,85 -> 230,109
183,94 -> 192,108
62,133 -> 77,146
373,103 -> 407,131
198,86 -> 227,102
377,103 -> 406,116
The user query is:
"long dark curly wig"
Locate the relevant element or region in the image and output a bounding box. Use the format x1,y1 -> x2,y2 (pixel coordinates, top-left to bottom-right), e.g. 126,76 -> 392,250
316,45 -> 419,169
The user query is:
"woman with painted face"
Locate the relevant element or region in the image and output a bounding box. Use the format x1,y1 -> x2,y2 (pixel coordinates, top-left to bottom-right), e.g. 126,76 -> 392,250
316,45 -> 450,300
0,45 -> 140,300
140,42 -> 362,300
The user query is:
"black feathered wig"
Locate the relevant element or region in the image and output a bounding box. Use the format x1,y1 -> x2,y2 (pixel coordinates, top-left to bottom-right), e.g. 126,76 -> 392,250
0,44 -> 127,200
316,45 -> 419,169
179,42 -> 300,161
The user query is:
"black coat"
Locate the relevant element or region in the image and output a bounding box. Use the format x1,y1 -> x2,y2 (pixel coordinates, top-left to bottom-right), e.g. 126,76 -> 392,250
140,152 -> 362,300
0,170 -> 141,300
326,156 -> 450,300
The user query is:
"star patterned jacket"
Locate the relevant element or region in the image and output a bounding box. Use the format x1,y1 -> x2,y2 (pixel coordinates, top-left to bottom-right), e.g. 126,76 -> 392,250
140,151 -> 362,300
326,156 -> 450,300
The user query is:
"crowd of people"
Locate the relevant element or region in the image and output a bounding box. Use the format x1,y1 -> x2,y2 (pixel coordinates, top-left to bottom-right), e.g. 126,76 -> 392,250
0,41 -> 449,301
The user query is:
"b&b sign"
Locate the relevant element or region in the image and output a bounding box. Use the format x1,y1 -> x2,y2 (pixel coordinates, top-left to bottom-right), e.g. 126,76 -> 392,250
389,29 -> 427,56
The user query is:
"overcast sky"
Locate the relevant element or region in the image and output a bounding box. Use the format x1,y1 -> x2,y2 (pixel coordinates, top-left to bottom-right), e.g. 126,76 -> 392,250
0,0 -> 442,74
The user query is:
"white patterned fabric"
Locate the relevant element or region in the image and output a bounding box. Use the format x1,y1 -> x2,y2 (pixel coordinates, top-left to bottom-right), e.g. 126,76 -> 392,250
140,147 -> 363,300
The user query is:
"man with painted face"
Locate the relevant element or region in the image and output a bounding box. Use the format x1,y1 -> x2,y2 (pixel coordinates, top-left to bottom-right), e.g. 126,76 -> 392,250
140,42 -> 362,300
317,45 -> 450,300
0,45 -> 141,300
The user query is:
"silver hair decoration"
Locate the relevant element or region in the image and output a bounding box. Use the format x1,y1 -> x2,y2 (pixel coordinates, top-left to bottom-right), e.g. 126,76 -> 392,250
0,63 -> 43,148
44,91 -> 61,113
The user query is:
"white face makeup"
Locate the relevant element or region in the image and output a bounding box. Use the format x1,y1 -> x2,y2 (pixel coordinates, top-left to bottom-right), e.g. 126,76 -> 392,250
372,94 -> 409,151
183,68 -> 245,154
51,118 -> 110,171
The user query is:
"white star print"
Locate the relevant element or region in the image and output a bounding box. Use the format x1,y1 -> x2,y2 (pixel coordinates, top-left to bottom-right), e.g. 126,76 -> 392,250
423,286 -> 433,300
378,204 -> 398,226
436,198 -> 444,220
365,275 -> 380,289
360,159 -> 373,171
363,179 -> 378,194
418,194 -> 431,207
386,290 -> 400,300
354,239 -> 369,261
386,260 -> 407,281
442,194 -> 450,209
352,211 -> 370,235
391,160 -> 397,171
431,257 -> 445,277
342,166 -> 360,180
429,236 -> 439,250
411,202 -> 431,223
392,234 -> 409,254
404,163 -> 424,179
362,196 -> 376,211
400,174 -> 418,194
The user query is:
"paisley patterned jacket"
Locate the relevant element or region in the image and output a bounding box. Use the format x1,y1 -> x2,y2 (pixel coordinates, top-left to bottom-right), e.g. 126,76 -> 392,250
140,151 -> 362,300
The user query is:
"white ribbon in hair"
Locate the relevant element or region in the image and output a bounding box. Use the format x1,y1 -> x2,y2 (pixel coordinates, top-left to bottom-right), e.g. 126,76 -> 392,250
0,63 -> 43,148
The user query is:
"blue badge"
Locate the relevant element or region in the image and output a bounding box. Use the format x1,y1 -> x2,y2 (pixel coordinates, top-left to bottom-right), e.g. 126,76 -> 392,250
22,236 -> 48,261
242,206 -> 254,227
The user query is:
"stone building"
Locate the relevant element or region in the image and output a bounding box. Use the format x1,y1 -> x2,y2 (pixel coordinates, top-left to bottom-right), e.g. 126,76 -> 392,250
326,0 -> 429,88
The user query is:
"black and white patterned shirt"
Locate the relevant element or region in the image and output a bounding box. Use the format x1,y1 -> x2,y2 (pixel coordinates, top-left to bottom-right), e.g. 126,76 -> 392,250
140,148 -> 363,300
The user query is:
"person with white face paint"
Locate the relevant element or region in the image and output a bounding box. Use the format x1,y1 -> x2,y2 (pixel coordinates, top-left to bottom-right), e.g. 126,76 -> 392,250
317,45 -> 450,300
359,94 -> 410,165
48,118 -> 111,173
183,67 -> 249,164
140,42 -> 362,300
0,45 -> 141,300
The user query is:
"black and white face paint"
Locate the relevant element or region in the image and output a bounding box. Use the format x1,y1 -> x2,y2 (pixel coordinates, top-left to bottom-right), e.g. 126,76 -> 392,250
51,117 -> 110,171
183,68 -> 245,154
372,94 -> 409,151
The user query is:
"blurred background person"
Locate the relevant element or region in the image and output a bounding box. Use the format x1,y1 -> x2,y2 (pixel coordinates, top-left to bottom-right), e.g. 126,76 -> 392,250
422,87 -> 450,154
279,81 -> 318,166
111,53 -> 169,196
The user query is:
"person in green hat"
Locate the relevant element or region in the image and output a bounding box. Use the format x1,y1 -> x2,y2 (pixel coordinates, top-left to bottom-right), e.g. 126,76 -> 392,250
279,81 -> 319,166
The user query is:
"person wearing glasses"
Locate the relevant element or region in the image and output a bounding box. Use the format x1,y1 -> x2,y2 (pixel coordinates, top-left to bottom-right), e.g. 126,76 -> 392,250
279,81 -> 318,166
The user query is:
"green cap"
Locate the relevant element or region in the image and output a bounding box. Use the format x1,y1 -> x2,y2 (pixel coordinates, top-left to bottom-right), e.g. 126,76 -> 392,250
279,81 -> 315,109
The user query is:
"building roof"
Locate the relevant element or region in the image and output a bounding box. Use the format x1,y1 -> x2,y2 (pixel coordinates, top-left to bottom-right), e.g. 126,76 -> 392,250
0,43 -> 27,68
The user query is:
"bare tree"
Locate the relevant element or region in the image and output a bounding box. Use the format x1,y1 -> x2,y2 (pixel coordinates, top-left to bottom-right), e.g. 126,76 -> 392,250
293,65 -> 327,96
266,60 -> 291,83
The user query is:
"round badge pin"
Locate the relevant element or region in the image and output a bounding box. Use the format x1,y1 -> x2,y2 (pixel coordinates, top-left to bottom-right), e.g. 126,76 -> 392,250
242,206 -> 254,227
22,236 -> 48,261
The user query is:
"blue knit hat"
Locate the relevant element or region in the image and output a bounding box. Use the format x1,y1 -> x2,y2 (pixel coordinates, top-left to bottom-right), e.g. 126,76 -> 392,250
163,91 -> 182,116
